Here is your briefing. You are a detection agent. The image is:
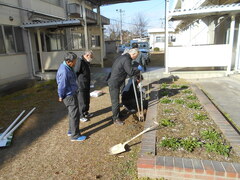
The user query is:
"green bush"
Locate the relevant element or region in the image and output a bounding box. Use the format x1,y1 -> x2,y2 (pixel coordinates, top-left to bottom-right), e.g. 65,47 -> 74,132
180,137 -> 202,152
160,118 -> 175,127
159,137 -> 180,150
187,102 -> 201,109
174,99 -> 185,105
160,90 -> 168,96
187,95 -> 197,100
161,83 -> 168,89
160,98 -> 172,104
200,129 -> 221,142
180,85 -> 189,89
154,47 -> 160,51
182,89 -> 192,94
171,84 -> 180,89
194,113 -> 208,120
204,142 -> 231,157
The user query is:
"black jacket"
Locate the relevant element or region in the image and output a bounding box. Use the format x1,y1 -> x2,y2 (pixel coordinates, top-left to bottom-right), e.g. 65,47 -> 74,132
74,56 -> 91,91
108,53 -> 139,87
122,78 -> 139,102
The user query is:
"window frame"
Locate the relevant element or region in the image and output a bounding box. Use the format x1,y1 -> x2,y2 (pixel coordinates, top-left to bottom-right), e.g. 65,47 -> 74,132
0,25 -> 25,55
91,34 -> 100,48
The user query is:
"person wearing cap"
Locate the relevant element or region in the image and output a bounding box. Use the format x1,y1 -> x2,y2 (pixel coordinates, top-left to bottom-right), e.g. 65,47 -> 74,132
74,50 -> 94,123
107,48 -> 143,125
56,52 -> 86,142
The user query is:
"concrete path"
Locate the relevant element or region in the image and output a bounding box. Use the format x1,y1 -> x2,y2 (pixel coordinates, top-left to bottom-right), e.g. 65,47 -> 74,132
190,74 -> 240,129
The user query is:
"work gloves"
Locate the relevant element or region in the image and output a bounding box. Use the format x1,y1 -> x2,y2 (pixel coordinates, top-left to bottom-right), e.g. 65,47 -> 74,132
138,65 -> 143,71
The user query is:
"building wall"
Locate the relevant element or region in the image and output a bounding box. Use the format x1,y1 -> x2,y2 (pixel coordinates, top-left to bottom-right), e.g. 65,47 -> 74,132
0,54 -> 29,85
0,0 -> 67,85
30,0 -> 66,19
0,0 -> 21,26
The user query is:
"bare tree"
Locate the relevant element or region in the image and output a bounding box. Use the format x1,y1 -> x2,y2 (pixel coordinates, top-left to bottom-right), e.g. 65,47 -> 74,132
131,13 -> 149,38
106,22 -> 120,40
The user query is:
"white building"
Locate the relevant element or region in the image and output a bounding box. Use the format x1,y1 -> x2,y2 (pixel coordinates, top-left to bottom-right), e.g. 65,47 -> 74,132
166,0 -> 240,74
148,28 -> 176,52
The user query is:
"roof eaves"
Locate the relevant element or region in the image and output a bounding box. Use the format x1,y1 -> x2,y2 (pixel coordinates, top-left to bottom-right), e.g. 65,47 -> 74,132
21,19 -> 81,28
169,3 -> 240,21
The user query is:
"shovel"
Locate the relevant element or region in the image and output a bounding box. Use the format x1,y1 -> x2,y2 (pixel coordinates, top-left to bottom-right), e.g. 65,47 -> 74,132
132,78 -> 144,121
109,122 -> 159,155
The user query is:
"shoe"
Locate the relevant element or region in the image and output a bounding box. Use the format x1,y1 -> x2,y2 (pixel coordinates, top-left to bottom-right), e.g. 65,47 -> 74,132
67,131 -> 71,137
84,113 -> 94,118
113,118 -> 124,125
71,136 -> 87,142
80,117 -> 88,122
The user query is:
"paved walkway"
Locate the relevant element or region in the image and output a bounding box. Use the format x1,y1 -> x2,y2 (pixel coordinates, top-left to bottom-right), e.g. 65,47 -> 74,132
190,74 -> 240,129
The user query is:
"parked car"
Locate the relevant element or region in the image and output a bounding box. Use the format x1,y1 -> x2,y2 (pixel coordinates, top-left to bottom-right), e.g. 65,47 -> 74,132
136,42 -> 151,64
117,44 -> 126,53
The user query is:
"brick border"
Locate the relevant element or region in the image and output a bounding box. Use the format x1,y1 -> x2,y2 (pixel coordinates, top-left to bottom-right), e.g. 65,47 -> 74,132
137,83 -> 240,179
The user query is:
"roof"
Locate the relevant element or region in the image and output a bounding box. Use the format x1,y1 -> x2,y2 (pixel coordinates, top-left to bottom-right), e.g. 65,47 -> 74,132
87,0 -> 149,6
21,19 -> 81,28
169,3 -> 240,21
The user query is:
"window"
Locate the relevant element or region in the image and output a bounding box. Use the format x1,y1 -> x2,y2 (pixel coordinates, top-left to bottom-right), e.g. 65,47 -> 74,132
0,27 -> 6,54
14,27 -> 24,52
156,36 -> 165,43
46,34 -> 64,51
4,26 -> 16,53
0,25 -> 24,54
72,33 -> 85,49
91,35 -> 100,47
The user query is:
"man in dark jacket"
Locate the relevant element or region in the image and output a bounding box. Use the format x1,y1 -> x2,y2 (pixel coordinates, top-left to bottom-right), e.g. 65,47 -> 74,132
108,48 -> 143,125
74,50 -> 94,122
56,52 -> 86,141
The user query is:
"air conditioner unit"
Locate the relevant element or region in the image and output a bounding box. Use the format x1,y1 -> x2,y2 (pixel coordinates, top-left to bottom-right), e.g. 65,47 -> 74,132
67,3 -> 83,17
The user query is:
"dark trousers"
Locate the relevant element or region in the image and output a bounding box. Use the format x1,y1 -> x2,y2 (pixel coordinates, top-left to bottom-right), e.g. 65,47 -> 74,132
108,81 -> 121,121
63,94 -> 80,138
78,90 -> 90,118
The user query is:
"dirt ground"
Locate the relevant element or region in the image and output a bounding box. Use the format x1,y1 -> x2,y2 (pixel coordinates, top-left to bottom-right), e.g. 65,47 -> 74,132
0,53 -> 165,180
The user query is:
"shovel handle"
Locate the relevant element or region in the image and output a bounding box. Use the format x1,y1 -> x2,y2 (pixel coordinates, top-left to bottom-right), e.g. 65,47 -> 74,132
132,78 -> 141,120
123,125 -> 157,145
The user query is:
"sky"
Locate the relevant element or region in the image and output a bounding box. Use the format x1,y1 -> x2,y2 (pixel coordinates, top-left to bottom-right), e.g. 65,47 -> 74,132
100,0 -> 175,30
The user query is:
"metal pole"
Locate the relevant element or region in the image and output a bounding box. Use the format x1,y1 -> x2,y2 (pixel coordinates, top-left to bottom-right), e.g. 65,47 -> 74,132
4,108 -> 36,139
234,20 -> 240,71
116,9 -> 123,44
165,0 -> 169,73
37,29 -> 44,73
97,5 -> 104,68
132,78 -> 141,120
0,110 -> 25,140
227,15 -> 235,73
82,0 -> 89,50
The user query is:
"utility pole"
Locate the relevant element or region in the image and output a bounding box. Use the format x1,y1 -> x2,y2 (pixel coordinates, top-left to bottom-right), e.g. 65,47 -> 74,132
116,9 -> 124,44
165,0 -> 169,73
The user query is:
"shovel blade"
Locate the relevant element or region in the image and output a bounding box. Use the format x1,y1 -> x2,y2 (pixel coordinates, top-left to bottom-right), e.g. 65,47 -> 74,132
0,139 -> 8,147
109,143 -> 126,155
